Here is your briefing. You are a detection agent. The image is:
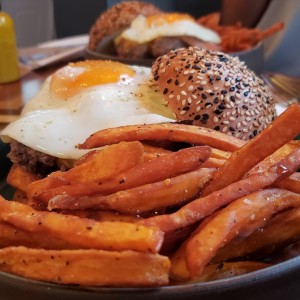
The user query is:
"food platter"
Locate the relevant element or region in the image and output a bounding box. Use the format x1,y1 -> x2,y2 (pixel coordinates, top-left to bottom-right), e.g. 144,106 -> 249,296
0,139 -> 300,300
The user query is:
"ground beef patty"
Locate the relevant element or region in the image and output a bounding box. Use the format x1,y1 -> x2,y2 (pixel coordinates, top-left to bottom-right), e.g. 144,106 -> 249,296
8,141 -> 58,177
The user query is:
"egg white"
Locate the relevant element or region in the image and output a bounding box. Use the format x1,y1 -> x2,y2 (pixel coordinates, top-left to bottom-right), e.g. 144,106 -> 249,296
117,14 -> 221,44
1,65 -> 174,159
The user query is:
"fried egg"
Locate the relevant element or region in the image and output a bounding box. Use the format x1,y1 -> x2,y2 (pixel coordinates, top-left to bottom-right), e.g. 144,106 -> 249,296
1,60 -> 174,159
117,13 -> 221,44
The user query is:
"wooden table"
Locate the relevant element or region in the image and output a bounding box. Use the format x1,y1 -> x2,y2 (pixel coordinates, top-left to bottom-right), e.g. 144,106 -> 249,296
0,64 -> 64,126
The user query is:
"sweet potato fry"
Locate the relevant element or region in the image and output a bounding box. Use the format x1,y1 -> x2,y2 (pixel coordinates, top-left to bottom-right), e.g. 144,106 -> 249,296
213,207 -> 300,263
142,143 -> 172,161
48,168 -> 215,213
0,222 -> 76,249
26,141 -> 145,205
36,146 -> 211,204
78,123 -> 245,151
185,188 -> 300,277
6,164 -> 39,193
140,147 -> 300,232
277,172 -> 300,193
245,140 -> 300,176
202,104 -> 300,195
0,197 -> 163,253
0,246 -> 170,287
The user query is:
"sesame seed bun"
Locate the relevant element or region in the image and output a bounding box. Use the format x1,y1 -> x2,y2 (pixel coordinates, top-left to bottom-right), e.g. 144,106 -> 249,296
152,47 -> 276,140
88,1 -> 161,51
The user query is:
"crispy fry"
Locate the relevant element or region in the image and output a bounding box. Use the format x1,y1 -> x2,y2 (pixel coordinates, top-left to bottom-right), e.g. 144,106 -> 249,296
142,143 -> 172,161
0,246 -> 170,287
140,147 -> 300,232
12,190 -> 28,204
26,141 -> 145,205
202,104 -> 300,196
0,197 -> 163,253
36,146 -> 211,204
48,168 -> 215,213
277,172 -> 300,193
6,164 -> 39,193
185,189 -> 300,277
213,207 -> 300,263
0,222 -> 76,249
78,123 -> 245,151
245,141 -> 300,176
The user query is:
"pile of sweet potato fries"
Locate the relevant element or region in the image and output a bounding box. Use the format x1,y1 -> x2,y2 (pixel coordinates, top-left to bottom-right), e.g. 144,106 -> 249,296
1,104 -> 300,287
197,12 -> 284,52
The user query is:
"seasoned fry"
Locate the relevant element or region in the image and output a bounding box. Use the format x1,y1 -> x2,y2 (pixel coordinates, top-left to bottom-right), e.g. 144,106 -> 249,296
36,146 -> 211,204
202,104 -> 300,195
142,143 -> 172,161
78,123 -> 245,151
7,164 -> 39,193
0,222 -> 76,250
26,141 -> 145,205
277,172 -> 300,194
0,246 -> 170,287
245,141 -> 300,176
0,197 -> 163,253
185,189 -> 300,277
48,168 -> 215,213
140,147 -> 300,232
213,207 -> 300,263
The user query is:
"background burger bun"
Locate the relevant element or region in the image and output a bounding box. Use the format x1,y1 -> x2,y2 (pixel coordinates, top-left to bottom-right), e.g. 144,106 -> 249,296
152,47 -> 276,140
89,1 -> 161,51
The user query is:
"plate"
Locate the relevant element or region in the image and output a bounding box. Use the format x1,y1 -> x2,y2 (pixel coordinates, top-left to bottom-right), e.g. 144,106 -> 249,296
0,140 -> 300,299
85,36 -> 264,73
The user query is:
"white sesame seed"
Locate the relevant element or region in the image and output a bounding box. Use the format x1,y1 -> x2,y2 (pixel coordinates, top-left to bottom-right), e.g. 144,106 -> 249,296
179,82 -> 186,87
182,100 -> 186,106
213,116 -> 218,123
188,86 -> 194,92
223,120 -> 229,125
196,106 -> 201,112
168,94 -> 175,99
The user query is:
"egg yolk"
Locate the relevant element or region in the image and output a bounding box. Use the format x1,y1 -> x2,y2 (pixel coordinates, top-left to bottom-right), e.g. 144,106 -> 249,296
146,13 -> 195,27
50,60 -> 136,99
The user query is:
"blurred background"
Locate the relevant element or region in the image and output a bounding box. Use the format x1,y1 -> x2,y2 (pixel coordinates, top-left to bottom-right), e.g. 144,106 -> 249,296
0,0 -> 299,76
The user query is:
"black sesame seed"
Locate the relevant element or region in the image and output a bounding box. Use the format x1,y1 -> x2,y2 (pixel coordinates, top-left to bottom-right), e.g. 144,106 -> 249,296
154,75 -> 159,81
205,62 -> 212,67
229,126 -> 236,132
230,95 -> 235,102
167,79 -> 172,84
214,126 -> 221,131
210,92 -> 215,96
216,76 -> 221,80
214,97 -> 219,103
192,65 -> 201,70
205,102 -> 212,107
218,103 -> 226,110
242,104 -> 248,110
243,91 -> 249,97
197,86 -> 204,91
221,90 -> 228,95
229,87 -> 235,92
175,79 -> 179,85
188,75 -> 193,80
183,106 -> 190,111
214,109 -> 223,115
236,77 -> 242,82
202,114 -> 209,121
185,64 -> 191,68
194,115 -> 201,120
163,88 -> 168,94
225,77 -> 229,81
201,93 -> 207,99
201,69 -> 206,74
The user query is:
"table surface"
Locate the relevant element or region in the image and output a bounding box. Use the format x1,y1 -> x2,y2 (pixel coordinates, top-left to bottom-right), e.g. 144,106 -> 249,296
0,63 -> 66,126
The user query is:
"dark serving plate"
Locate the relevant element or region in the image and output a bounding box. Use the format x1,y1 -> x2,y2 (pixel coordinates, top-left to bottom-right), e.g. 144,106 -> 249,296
0,139 -> 300,300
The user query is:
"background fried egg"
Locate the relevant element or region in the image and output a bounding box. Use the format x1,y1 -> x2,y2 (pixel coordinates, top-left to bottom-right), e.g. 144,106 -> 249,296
117,13 -> 221,44
1,61 -> 174,159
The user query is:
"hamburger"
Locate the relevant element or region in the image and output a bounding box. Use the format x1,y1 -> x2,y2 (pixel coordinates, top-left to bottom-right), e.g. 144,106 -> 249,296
1,48 -> 276,178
